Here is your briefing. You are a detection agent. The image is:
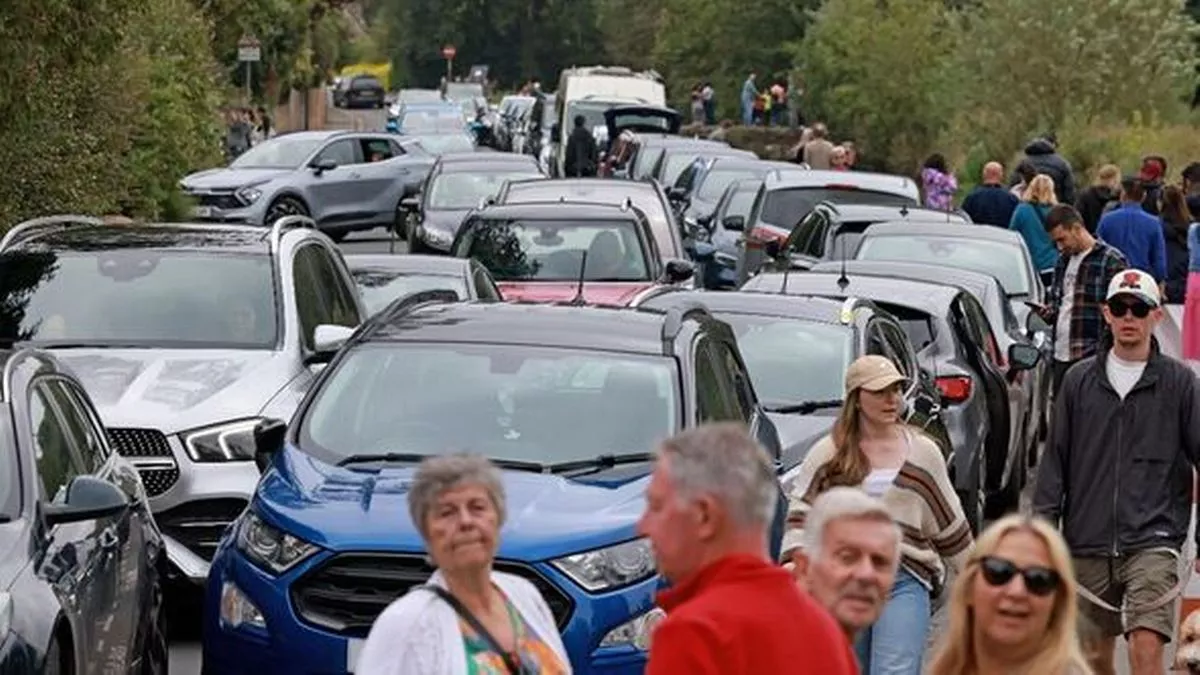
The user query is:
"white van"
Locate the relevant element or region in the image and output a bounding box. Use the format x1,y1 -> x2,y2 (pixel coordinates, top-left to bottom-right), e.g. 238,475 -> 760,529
551,66 -> 667,176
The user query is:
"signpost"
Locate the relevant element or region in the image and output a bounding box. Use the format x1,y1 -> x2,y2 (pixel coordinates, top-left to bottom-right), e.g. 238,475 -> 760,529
442,44 -> 456,82
238,35 -> 262,102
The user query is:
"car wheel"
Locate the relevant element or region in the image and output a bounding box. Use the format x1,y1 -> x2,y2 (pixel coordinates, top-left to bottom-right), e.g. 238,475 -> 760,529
142,578 -> 170,675
407,222 -> 431,254
265,196 -> 309,225
44,636 -> 68,675
392,206 -> 408,241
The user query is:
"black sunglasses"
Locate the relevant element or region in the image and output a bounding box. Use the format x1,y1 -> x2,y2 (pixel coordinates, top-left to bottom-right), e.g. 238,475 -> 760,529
1106,298 -> 1152,319
979,556 -> 1061,596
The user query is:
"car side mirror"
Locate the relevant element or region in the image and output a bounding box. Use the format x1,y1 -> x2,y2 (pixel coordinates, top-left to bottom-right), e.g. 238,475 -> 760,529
662,259 -> 696,284
306,324 -> 356,365
253,418 -> 288,473
1008,342 -> 1042,371
43,476 -> 129,527
1025,309 -> 1050,336
311,158 -> 338,174
723,215 -> 746,232
667,187 -> 687,201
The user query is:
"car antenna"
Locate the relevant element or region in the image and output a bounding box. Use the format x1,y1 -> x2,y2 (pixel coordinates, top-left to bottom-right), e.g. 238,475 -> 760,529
569,250 -> 589,306
900,204 -> 909,219
836,231 -> 850,291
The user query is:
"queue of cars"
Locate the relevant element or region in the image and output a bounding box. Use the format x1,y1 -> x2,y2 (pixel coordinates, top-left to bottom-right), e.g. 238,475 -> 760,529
0,80 -> 1055,674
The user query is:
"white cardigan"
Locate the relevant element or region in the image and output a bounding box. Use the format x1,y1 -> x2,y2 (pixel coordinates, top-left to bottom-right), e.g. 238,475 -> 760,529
354,569 -> 572,675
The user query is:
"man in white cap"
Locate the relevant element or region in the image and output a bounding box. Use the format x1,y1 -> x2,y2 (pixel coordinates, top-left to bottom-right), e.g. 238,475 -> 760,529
1034,268 -> 1200,675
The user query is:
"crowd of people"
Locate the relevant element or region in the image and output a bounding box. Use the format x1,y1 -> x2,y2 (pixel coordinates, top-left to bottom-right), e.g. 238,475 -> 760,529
223,105 -> 274,160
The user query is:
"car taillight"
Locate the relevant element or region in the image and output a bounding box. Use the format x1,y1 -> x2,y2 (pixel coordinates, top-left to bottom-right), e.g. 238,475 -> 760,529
935,376 -> 973,403
750,226 -> 788,243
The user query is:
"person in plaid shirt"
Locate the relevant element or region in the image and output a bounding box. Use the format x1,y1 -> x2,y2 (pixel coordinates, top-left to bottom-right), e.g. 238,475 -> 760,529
1040,204 -> 1129,396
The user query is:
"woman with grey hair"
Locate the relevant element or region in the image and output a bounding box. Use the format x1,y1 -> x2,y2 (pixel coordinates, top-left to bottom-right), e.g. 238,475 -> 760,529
355,454 -> 570,675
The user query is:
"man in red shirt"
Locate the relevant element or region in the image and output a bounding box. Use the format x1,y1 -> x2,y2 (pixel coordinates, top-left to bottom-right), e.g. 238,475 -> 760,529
638,423 -> 859,674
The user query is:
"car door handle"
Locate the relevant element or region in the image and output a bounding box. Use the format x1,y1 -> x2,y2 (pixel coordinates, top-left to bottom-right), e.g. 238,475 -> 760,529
99,526 -> 119,551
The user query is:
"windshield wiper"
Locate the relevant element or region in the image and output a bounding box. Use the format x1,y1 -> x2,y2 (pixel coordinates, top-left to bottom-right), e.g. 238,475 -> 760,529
337,452 -> 546,473
545,452 -> 656,476
763,399 -> 844,415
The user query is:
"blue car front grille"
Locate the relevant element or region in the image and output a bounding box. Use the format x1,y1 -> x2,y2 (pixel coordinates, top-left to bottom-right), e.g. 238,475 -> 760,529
290,552 -> 574,638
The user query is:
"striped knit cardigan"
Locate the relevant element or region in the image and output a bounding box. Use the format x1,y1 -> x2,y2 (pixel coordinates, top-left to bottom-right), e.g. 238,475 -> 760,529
780,431 -> 974,589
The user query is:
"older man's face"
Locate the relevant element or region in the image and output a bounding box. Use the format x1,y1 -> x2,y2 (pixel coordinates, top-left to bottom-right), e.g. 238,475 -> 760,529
800,517 -> 899,635
637,456 -> 703,584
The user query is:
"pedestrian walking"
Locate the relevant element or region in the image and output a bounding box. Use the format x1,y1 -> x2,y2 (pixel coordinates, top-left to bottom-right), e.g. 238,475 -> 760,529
1040,204 -> 1128,397
740,72 -> 757,126
1009,174 -> 1061,287
1011,160 -> 1037,200
961,161 -> 1020,227
1182,162 -> 1200,217
1096,176 -> 1167,286
1074,164 -> 1121,234
791,487 -> 901,643
926,515 -> 1092,675
831,146 -> 850,171
701,82 -> 716,125
1012,133 -> 1076,204
803,123 -> 835,170
791,126 -> 814,165
1160,184 -> 1193,304
920,154 -> 958,211
1138,155 -> 1167,216
1033,269 -> 1200,675
770,81 -> 787,127
782,355 -> 972,675
563,115 -> 598,178
224,108 -> 253,161
256,105 -> 273,141
842,141 -> 857,169
356,455 -> 570,675
639,424 -> 857,675
690,83 -> 705,125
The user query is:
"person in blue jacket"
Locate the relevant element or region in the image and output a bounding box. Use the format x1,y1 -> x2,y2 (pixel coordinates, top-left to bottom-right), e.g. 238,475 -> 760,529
1008,173 -> 1060,286
1096,176 -> 1167,285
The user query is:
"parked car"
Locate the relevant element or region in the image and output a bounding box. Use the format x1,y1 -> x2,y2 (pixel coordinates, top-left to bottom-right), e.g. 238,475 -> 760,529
632,289 -> 952,471
202,294 -> 782,674
692,177 -> 761,289
332,75 -> 385,109
345,254 -> 504,314
0,347 -> 167,674
394,102 -> 468,135
180,130 -> 435,241
649,143 -> 756,187
742,271 -> 1043,532
492,177 -> 688,261
599,104 -> 682,177
669,157 -> 803,231
450,202 -> 695,305
625,137 -> 731,182
744,170 -> 921,244
0,215 -> 365,586
400,158 -> 545,253
403,131 -> 477,156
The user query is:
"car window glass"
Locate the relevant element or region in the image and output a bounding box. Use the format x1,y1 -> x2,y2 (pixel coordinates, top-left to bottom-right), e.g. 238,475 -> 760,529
29,384 -> 86,501
293,245 -> 332,350
714,342 -> 754,421
47,380 -> 109,472
315,139 -> 359,166
961,296 -> 1003,366
472,265 -> 501,301
360,139 -> 393,162
694,338 -> 743,423
878,323 -> 915,379
865,323 -> 889,358
388,140 -> 407,156
311,249 -> 360,328
675,163 -> 699,191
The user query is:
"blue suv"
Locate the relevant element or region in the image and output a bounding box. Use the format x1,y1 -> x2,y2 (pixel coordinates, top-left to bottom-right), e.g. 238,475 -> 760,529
202,291 -> 782,674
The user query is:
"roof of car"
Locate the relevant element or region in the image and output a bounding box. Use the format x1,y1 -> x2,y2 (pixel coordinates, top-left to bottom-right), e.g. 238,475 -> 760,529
637,290 -> 859,325
507,177 -> 658,193
763,169 -> 919,194
436,151 -> 541,165
704,157 -> 797,171
365,301 -> 681,354
5,223 -> 273,253
861,221 -> 1023,243
435,159 -> 541,174
470,201 -> 641,221
344,254 -> 469,275
661,144 -> 751,158
823,204 -> 968,223
746,271 -> 960,315
640,137 -> 729,149
808,260 -> 1001,300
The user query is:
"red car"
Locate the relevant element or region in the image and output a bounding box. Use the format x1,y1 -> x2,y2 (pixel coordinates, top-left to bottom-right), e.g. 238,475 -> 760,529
449,202 -> 696,305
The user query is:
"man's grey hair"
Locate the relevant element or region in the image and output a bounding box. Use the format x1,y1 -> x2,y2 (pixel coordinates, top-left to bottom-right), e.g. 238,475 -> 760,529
802,487 -> 901,565
408,454 -> 507,537
657,423 -> 778,526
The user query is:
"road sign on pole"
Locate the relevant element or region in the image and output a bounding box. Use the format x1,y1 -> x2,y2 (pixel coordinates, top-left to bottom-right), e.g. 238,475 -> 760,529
238,36 -> 261,102
442,44 -> 456,82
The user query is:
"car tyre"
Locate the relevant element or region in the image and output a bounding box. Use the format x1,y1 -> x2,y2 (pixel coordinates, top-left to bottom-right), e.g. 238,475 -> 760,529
265,196 -> 309,225
141,577 -> 170,675
407,220 -> 431,254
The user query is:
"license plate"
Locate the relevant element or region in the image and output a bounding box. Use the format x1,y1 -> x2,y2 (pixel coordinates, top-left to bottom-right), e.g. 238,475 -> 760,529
193,206 -> 215,218
346,638 -> 364,672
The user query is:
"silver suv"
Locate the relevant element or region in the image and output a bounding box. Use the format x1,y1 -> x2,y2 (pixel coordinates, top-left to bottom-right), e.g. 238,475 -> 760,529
0,215 -> 365,584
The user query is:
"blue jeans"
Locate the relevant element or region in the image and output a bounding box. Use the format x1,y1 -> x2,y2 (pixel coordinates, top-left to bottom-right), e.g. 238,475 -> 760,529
854,569 -> 931,675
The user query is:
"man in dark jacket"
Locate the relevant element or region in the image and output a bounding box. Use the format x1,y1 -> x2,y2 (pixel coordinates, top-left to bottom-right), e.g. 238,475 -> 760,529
1074,163 -> 1120,234
1033,269 -> 1200,675
564,114 -> 598,178
1184,162 -> 1200,217
1138,155 -> 1167,216
961,161 -> 1018,227
1010,133 -> 1076,204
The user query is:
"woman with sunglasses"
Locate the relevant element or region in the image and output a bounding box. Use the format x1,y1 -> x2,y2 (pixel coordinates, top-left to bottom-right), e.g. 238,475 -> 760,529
782,355 -> 972,675
927,515 -> 1091,675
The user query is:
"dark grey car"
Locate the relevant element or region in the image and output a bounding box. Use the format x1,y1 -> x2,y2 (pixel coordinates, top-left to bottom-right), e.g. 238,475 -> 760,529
346,254 -> 504,315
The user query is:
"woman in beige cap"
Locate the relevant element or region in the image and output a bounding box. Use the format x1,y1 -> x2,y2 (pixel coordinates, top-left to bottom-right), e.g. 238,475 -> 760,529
780,355 -> 972,675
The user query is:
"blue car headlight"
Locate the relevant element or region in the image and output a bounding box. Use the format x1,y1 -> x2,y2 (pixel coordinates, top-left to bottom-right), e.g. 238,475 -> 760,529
549,538 -> 655,592
237,512 -> 319,575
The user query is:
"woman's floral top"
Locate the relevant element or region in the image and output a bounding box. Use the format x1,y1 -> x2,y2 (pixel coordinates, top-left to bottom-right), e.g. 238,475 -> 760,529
921,167 -> 958,211
460,596 -> 567,674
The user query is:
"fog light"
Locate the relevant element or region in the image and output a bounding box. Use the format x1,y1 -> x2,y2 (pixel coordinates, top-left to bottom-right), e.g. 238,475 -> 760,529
220,581 -> 266,630
599,608 -> 665,650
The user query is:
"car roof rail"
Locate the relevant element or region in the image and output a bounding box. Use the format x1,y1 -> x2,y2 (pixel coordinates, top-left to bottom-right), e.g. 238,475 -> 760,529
0,347 -> 52,403
357,289 -> 462,341
264,214 -> 317,250
0,214 -> 107,252
660,300 -> 710,353
631,283 -> 687,307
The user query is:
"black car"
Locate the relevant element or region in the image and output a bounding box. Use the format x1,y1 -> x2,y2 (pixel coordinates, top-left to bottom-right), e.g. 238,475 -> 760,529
400,158 -> 545,253
633,289 -> 952,476
345,253 -> 504,314
0,348 -> 167,673
333,75 -> 386,109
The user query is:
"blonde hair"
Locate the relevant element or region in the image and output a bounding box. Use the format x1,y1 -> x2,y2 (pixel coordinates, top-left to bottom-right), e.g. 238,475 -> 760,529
926,515 -> 1092,675
1096,164 -> 1120,186
1023,174 -> 1058,205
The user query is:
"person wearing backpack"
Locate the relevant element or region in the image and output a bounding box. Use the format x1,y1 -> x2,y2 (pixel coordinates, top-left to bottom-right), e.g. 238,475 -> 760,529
1009,174 -> 1061,287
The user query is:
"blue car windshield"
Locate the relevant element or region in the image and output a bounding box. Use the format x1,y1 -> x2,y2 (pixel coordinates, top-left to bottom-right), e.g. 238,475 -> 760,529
718,314 -> 852,406
300,343 -> 680,465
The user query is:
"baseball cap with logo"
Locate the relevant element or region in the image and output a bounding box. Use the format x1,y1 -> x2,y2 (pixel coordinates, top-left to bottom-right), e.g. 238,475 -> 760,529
844,355 -> 907,394
1106,269 -> 1160,308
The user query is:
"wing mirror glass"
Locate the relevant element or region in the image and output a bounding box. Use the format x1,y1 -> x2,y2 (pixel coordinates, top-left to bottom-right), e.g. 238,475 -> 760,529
723,215 -> 746,231
662,259 -> 696,283
43,476 -> 129,527
306,324 -> 356,365
1008,342 -> 1042,371
311,158 -> 338,174
253,418 -> 288,473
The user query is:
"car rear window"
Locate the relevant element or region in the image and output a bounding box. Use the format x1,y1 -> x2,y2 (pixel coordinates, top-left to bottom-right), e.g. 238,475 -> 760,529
760,187 -> 916,228
353,77 -> 382,89
856,235 -> 1032,297
875,303 -> 937,351
466,218 -> 650,282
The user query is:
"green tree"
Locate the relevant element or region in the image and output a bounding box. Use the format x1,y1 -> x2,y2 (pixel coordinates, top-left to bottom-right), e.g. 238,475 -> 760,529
795,0 -> 958,172
596,0 -> 666,72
